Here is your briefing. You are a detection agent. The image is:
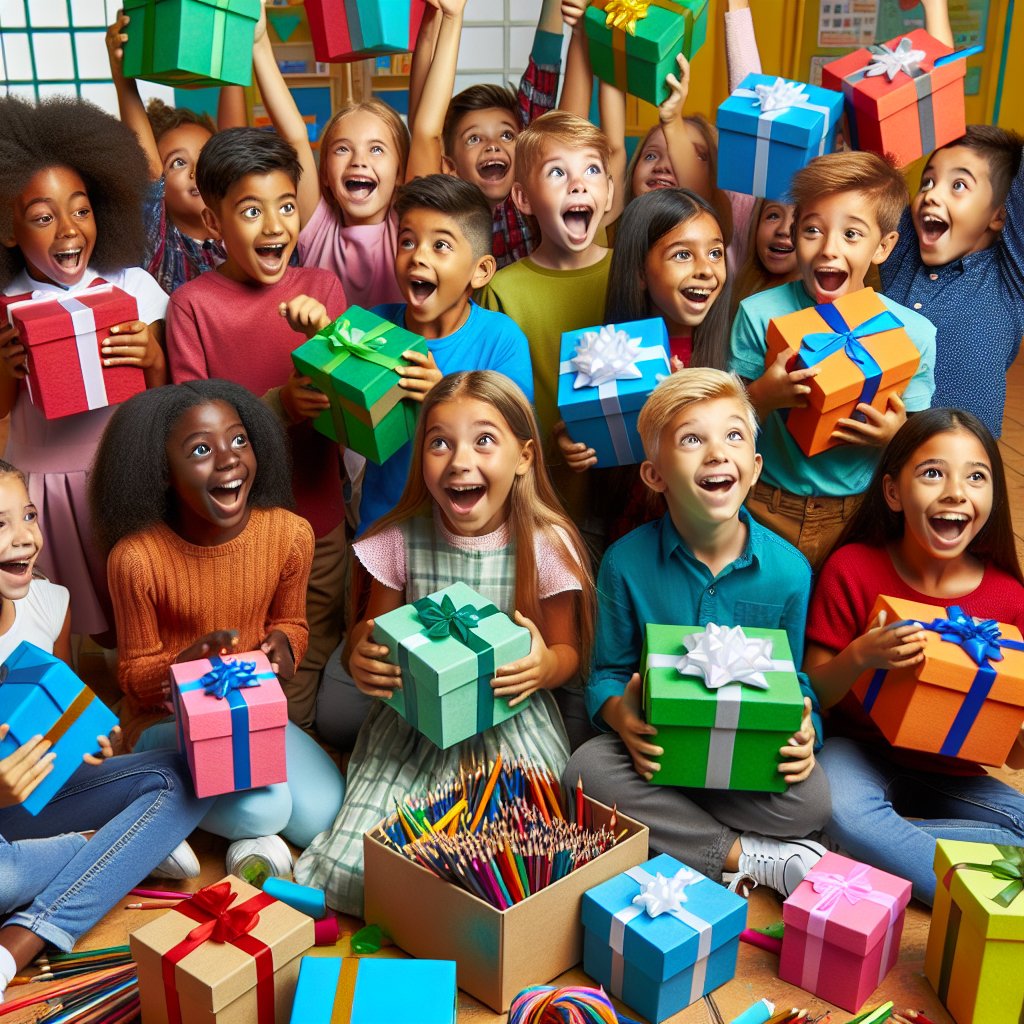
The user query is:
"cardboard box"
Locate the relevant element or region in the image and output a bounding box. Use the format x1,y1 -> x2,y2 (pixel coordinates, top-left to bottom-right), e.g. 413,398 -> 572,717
131,875 -> 314,1024
779,852 -> 912,1011
642,623 -> 804,792
766,287 -> 920,457
363,797 -> 649,1012
852,596 -> 1024,765
925,839 -> 1024,1024
0,641 -> 118,816
307,0 -> 428,64
581,852 -> 747,1023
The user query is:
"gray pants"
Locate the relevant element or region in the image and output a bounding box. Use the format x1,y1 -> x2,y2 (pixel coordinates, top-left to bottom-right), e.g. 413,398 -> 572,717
563,732 -> 832,881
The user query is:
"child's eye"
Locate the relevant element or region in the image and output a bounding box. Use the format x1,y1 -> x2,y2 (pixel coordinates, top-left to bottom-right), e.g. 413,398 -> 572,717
501,130 -> 515,142
335,144 -> 350,155
281,202 -> 296,215
231,433 -> 249,449
765,211 -> 780,223
952,179 -> 968,193
726,429 -> 744,442
22,509 -> 37,523
680,433 -> 701,447
399,237 -> 415,250
466,135 -> 480,146
585,164 -> 602,175
671,250 -> 692,261
802,225 -> 821,236
73,208 -> 92,220
694,146 -> 709,162
922,467 -> 943,479
643,151 -> 657,163
170,157 -> 187,170
370,145 -> 384,156
968,470 -> 988,482
548,166 -> 566,178
241,206 -> 261,220
477,433 -> 496,446
32,213 -> 53,225
190,442 -> 212,457
434,239 -> 453,252
920,175 -> 934,191
708,248 -> 724,261
844,229 -> 862,240
428,437 -> 450,451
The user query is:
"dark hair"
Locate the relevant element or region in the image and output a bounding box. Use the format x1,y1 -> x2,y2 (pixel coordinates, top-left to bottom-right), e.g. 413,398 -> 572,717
0,458 -> 26,486
605,188 -> 732,370
89,380 -> 294,553
834,408 -> 1023,584
394,174 -> 493,258
196,127 -> 302,207
443,83 -> 519,157
146,97 -> 215,144
934,124 -> 1024,207
0,95 -> 149,288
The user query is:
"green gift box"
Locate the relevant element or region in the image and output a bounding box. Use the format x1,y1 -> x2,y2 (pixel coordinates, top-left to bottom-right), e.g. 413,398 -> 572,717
584,0 -> 707,107
291,306 -> 427,464
121,0 -> 260,88
373,581 -> 532,749
642,623 -> 804,792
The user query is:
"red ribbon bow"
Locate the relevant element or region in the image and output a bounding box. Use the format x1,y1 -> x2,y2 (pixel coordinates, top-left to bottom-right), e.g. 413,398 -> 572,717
185,881 -> 264,943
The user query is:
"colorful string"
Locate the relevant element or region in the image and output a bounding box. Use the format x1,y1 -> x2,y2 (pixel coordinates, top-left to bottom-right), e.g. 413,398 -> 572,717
508,985 -> 621,1024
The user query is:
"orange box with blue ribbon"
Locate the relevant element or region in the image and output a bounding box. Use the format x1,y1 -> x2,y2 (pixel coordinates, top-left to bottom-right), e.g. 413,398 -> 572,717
765,287 -> 920,457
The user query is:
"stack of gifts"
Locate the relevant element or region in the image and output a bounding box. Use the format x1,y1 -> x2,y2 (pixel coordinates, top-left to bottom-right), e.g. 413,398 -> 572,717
306,0 -> 427,63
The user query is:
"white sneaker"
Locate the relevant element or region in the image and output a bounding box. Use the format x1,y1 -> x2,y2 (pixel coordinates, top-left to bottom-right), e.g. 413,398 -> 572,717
734,834 -> 825,898
150,839 -> 201,880
226,835 -> 293,888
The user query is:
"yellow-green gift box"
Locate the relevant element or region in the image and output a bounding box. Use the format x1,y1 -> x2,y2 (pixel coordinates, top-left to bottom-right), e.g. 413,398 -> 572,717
291,306 -> 427,465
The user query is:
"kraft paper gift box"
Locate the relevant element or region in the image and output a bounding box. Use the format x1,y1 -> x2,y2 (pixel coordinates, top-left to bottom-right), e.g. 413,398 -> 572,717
642,623 -> 804,793
372,581 -> 531,749
170,651 -> 288,798
822,29 -> 966,168
130,875 -> 314,1024
716,75 -> 844,200
291,306 -> 427,464
121,0 -> 260,87
289,957 -> 457,1024
779,852 -> 911,1012
852,596 -> 1024,765
0,641 -> 118,816
0,285 -> 144,420
584,0 -> 707,107
581,852 -> 747,1024
557,318 -> 670,468
926,840 -> 1024,1024
307,0 -> 427,63
765,287 -> 921,457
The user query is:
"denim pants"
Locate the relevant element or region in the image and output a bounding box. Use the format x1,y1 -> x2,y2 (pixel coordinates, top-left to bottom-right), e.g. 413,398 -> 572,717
819,736 -> 1024,904
0,750 -> 209,949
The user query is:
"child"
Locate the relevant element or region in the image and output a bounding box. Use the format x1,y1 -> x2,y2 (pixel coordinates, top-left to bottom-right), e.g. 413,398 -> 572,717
91,380 -> 344,880
564,370 -> 830,898
730,151 -> 937,570
165,127 -> 348,730
804,409 -> 1024,903
730,199 -> 798,312
0,96 -> 169,641
295,371 -> 595,914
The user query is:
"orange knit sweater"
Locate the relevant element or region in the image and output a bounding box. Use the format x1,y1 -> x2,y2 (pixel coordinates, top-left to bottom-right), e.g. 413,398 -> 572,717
109,507 -> 315,749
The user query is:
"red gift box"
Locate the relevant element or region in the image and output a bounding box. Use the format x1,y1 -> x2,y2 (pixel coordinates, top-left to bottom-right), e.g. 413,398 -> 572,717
307,0 -> 427,64
0,284 -> 145,420
822,29 -> 966,168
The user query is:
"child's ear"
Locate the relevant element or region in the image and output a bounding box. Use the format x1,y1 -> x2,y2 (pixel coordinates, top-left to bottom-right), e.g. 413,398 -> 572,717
201,205 -> 221,238
510,182 -> 532,217
882,472 -> 902,512
471,253 -> 497,291
515,438 -> 535,476
442,155 -> 458,177
989,203 -> 1008,233
871,229 -> 900,265
603,175 -> 615,215
639,458 -> 667,494
749,452 -> 763,490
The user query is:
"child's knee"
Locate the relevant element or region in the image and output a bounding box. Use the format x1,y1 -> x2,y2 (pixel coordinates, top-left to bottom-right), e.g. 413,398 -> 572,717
788,762 -> 833,834
202,784 -> 293,841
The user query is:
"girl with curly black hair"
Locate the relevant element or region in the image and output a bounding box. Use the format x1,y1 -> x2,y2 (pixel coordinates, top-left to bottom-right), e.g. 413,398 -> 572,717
0,95 -> 169,641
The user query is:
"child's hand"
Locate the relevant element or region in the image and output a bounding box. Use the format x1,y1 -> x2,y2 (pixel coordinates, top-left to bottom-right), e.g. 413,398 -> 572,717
747,349 -> 819,414
350,620 -> 403,698
176,630 -> 240,666
280,370 -> 331,422
553,420 -> 597,472
261,629 -> 296,679
561,0 -> 590,27
430,0 -> 467,16
83,725 -> 124,765
395,349 -> 442,403
831,392 -> 907,448
105,11 -> 130,69
0,724 -> 55,809
0,323 -> 27,379
491,612 -> 556,708
778,697 -> 816,784
601,674 -> 663,781
659,53 -> 690,125
853,608 -> 928,673
280,296 -> 331,339
670,355 -> 686,373
102,320 -> 162,369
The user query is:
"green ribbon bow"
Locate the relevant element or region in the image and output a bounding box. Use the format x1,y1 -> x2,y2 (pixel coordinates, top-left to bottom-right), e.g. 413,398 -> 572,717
415,593 -> 483,644
945,844 -> 1024,908
318,317 -> 405,376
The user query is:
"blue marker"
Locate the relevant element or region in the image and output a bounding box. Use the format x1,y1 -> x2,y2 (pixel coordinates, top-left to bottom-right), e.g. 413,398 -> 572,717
730,999 -> 776,1024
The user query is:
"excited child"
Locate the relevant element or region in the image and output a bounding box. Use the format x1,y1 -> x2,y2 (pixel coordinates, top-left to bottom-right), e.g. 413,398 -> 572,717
730,199 -> 798,312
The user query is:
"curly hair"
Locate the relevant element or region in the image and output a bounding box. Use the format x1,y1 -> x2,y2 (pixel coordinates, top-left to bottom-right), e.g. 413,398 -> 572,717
145,97 -> 215,144
0,95 -> 150,289
89,380 -> 294,553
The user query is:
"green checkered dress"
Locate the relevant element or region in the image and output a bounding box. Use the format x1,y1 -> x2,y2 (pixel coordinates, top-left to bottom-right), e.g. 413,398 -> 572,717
294,516 -> 572,915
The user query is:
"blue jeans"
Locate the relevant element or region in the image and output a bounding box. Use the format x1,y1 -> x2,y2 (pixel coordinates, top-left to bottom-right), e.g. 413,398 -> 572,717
819,736 -> 1024,904
0,750 -> 209,949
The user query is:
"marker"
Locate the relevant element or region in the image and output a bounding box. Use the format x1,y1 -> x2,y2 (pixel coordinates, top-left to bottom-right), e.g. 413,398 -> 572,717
934,44 -> 984,66
730,998 -> 776,1024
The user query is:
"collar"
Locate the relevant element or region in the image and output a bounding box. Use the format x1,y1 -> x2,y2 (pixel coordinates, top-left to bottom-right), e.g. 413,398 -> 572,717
10,265 -> 102,295
657,506 -> 760,575
926,243 -> 996,276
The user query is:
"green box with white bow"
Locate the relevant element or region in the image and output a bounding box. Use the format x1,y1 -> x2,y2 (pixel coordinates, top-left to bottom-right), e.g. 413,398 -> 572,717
642,623 -> 804,792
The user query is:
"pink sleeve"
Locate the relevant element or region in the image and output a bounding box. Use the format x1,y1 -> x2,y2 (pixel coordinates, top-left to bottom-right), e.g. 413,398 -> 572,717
353,525 -> 406,592
727,190 -> 758,274
724,7 -> 762,92
535,528 -> 584,600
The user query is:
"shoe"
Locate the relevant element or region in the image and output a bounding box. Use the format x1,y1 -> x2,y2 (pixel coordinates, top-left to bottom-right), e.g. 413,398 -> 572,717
734,834 -> 826,899
150,839 -> 201,880
226,835 -> 293,888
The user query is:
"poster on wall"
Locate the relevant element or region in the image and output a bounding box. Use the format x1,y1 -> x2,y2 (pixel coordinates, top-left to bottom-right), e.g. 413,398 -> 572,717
818,0 -> 880,47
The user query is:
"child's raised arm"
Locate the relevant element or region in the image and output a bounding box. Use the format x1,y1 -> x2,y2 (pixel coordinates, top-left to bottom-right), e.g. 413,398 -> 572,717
920,0 -> 954,48
558,4 -> 593,118
217,87 -> 248,130
105,12 -> 162,181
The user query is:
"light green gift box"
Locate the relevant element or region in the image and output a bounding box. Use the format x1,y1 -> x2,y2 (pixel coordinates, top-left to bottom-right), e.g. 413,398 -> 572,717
642,623 -> 804,793
373,582 -> 532,750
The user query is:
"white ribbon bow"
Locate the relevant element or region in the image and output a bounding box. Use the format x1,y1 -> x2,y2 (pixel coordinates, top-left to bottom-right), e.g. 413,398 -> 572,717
678,623 -> 775,691
632,868 -> 700,918
752,76 -> 812,113
865,37 -> 926,82
570,325 -> 644,389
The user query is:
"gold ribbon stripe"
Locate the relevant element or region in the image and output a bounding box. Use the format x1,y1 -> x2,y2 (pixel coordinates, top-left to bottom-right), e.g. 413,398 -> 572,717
43,688 -> 95,746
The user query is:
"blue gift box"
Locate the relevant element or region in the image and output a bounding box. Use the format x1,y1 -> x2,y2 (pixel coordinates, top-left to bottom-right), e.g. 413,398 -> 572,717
289,956 -> 457,1024
581,853 -> 747,1024
716,74 -> 844,200
557,318 -> 670,468
0,641 -> 118,815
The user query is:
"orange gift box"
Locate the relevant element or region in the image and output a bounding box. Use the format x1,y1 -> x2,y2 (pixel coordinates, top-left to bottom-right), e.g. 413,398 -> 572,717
766,287 -> 920,457
852,596 -> 1024,766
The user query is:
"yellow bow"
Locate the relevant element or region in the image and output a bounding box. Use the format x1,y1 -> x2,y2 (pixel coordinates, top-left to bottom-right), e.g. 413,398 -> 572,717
603,0 -> 651,34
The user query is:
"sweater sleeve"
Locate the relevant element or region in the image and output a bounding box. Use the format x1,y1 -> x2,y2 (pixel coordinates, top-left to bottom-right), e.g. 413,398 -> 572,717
265,517 -> 316,669
724,7 -> 762,91
352,525 -> 407,592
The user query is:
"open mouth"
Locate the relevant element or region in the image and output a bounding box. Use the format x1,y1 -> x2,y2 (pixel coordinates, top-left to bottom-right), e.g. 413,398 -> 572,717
478,159 -> 509,183
813,267 -> 849,295
0,559 -> 31,579
919,213 -> 949,246
189,187 -> 201,198
767,242 -> 795,257
408,277 -> 438,304
646,176 -> 676,190
344,177 -> 377,201
562,205 -> 593,242
928,512 -> 969,543
255,243 -> 286,272
697,474 -> 735,493
445,483 -> 486,514
681,286 -> 714,306
53,248 -> 83,271
209,478 -> 245,510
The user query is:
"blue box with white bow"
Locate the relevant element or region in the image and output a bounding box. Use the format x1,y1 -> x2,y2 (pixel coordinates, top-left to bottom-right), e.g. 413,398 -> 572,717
581,853 -> 747,1023
716,74 -> 844,200
557,318 -> 670,468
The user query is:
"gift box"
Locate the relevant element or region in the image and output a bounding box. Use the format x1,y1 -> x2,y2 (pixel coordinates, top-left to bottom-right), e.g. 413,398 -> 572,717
779,852 -> 911,1011
581,852 -> 747,1023
925,840 -> 1024,1024
765,287 -> 921,457
289,957 -> 457,1024
291,306 -> 427,464
121,0 -> 260,87
307,0 -> 428,64
130,875 -> 314,1024
716,75 -> 844,200
642,623 -> 804,792
0,285 -> 145,420
584,0 -> 707,107
169,651 -> 288,798
852,596 -> 1024,765
557,319 -> 670,467
0,641 -> 118,816
372,582 -> 531,749
822,29 -> 966,168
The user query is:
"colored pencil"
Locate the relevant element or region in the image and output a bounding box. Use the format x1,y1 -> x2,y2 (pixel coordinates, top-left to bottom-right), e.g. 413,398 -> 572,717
128,888 -> 193,901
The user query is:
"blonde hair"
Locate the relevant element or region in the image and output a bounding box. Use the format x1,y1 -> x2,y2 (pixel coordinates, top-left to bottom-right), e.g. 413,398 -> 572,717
513,110 -> 611,186
637,368 -> 758,460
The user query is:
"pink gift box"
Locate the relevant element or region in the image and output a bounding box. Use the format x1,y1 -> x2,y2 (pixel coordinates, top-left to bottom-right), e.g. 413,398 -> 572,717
779,852 -> 912,1011
169,651 -> 288,798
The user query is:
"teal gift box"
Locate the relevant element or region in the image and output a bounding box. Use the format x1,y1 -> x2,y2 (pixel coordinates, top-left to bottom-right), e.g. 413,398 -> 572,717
642,623 -> 804,792
121,0 -> 260,87
584,0 -> 707,107
291,306 -> 427,464
0,641 -> 118,815
373,582 -> 532,749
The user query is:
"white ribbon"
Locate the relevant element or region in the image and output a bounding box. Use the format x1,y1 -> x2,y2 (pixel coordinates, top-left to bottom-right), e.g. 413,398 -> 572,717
865,36 -> 926,82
